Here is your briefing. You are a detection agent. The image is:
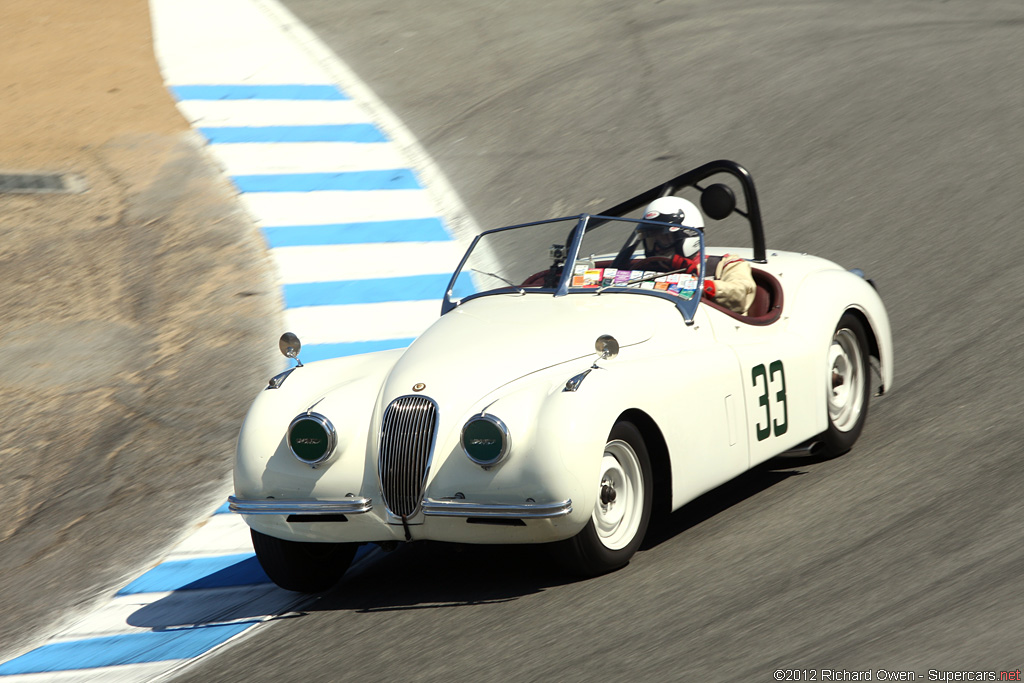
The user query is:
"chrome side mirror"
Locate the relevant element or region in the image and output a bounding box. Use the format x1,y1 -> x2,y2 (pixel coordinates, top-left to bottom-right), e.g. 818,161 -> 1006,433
565,335 -> 620,393
279,332 -> 303,367
595,334 -> 619,360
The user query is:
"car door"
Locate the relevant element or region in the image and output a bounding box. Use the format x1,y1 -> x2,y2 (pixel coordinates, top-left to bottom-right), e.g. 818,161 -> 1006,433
701,306 -> 820,466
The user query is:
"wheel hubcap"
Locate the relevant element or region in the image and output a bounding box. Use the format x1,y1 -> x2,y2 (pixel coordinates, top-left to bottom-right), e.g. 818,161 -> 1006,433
593,440 -> 644,551
600,483 -> 616,505
827,328 -> 864,432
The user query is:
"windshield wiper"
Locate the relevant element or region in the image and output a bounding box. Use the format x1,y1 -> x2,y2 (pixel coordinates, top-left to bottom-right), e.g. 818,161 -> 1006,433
471,269 -> 525,295
596,267 -> 699,294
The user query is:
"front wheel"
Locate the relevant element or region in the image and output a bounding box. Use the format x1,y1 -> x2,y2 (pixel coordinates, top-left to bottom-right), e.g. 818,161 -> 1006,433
251,529 -> 358,593
817,312 -> 872,457
556,421 -> 653,577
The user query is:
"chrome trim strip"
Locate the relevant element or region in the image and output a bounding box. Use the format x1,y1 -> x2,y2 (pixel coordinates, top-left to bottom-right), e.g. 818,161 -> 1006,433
228,496 -> 372,515
422,498 -> 572,519
266,367 -> 295,389
563,368 -> 593,392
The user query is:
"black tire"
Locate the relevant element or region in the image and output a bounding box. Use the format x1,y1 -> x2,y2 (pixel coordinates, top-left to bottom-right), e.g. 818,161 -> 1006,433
556,421 -> 653,577
251,529 -> 358,593
817,312 -> 872,458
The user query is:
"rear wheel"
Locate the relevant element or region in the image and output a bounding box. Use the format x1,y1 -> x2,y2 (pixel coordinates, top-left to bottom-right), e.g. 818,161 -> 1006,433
818,313 -> 871,457
556,421 -> 652,577
251,529 -> 358,593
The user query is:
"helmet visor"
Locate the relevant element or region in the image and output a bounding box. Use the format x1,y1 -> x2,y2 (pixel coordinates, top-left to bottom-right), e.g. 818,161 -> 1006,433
639,224 -> 678,256
638,216 -> 701,258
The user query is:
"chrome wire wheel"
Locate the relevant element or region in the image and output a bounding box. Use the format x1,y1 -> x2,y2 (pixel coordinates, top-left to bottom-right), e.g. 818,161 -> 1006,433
828,327 -> 866,433
593,439 -> 645,551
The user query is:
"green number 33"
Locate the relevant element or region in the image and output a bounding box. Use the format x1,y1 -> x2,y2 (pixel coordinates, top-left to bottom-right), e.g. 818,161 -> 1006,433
752,360 -> 788,441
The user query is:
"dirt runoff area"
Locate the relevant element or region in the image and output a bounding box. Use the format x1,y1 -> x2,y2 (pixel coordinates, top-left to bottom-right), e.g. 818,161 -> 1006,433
0,0 -> 283,659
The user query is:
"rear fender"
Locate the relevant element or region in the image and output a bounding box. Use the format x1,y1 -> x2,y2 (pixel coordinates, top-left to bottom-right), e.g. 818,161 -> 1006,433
786,270 -> 894,413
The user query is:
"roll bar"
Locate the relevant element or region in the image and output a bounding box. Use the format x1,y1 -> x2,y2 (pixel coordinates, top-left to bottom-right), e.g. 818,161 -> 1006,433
590,159 -> 767,263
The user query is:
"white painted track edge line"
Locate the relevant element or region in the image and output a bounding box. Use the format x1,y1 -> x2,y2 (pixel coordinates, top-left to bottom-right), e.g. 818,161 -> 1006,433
175,99 -> 372,127
146,544 -> 383,683
204,142 -> 410,176
248,0 -> 482,248
145,604 -> 306,683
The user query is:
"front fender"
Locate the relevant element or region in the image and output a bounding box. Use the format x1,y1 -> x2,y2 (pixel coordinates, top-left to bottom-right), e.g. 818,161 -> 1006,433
423,360 -> 617,535
233,350 -> 402,501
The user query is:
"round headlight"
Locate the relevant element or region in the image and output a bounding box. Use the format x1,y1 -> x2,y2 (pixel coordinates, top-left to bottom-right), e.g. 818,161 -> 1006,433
461,414 -> 510,466
287,412 -> 337,465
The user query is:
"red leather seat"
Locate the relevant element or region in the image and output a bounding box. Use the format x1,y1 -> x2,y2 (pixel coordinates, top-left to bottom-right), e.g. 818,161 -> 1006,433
704,268 -> 783,325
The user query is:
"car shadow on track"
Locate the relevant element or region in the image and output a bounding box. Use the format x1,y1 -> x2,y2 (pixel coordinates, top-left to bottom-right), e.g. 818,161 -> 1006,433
119,462 -> 809,630
641,463 -> 807,550
306,461 -> 810,614
310,540 -> 567,614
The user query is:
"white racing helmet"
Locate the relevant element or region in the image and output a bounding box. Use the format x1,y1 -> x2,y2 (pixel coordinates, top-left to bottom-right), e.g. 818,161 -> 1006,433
639,196 -> 704,258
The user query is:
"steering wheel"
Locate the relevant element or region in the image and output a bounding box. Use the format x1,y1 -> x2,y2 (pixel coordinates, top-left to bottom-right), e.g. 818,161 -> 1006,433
611,234 -> 642,270
521,270 -> 553,287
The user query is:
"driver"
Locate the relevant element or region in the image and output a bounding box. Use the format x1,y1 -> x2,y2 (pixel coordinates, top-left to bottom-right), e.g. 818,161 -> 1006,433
639,196 -> 756,315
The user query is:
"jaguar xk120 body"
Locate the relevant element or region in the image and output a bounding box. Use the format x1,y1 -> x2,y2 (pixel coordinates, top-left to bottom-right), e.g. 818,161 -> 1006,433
229,160 -> 893,592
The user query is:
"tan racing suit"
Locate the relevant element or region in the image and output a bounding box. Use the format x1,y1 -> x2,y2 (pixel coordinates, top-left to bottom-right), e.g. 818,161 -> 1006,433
705,254 -> 756,315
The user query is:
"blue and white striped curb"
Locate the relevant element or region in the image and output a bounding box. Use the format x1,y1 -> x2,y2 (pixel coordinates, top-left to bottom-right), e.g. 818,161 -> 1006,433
172,80 -> 468,362
0,506 -> 318,679
0,0 -> 478,678
151,0 -> 480,364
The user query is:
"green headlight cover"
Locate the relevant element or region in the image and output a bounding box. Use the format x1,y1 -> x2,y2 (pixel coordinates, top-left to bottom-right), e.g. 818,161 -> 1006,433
462,418 -> 505,464
289,417 -> 331,462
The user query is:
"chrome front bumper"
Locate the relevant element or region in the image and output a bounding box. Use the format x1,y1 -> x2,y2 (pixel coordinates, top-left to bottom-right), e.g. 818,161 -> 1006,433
227,496 -> 373,515
227,496 -> 572,520
421,498 -> 572,519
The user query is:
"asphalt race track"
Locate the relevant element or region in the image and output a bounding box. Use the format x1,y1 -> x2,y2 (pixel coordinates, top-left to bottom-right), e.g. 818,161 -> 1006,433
173,1 -> 1024,680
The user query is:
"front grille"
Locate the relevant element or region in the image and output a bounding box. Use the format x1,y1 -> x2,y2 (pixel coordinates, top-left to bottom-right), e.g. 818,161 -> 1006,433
378,396 -> 438,517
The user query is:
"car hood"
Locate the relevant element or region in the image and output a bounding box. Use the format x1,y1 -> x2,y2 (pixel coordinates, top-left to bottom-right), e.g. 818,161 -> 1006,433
379,292 -> 671,408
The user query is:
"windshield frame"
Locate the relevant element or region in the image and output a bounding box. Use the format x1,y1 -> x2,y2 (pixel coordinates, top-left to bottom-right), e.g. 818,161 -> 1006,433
441,214 -> 706,323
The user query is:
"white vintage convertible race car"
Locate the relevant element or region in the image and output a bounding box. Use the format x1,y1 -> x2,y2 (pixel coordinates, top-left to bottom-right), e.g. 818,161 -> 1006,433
229,160 -> 893,592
